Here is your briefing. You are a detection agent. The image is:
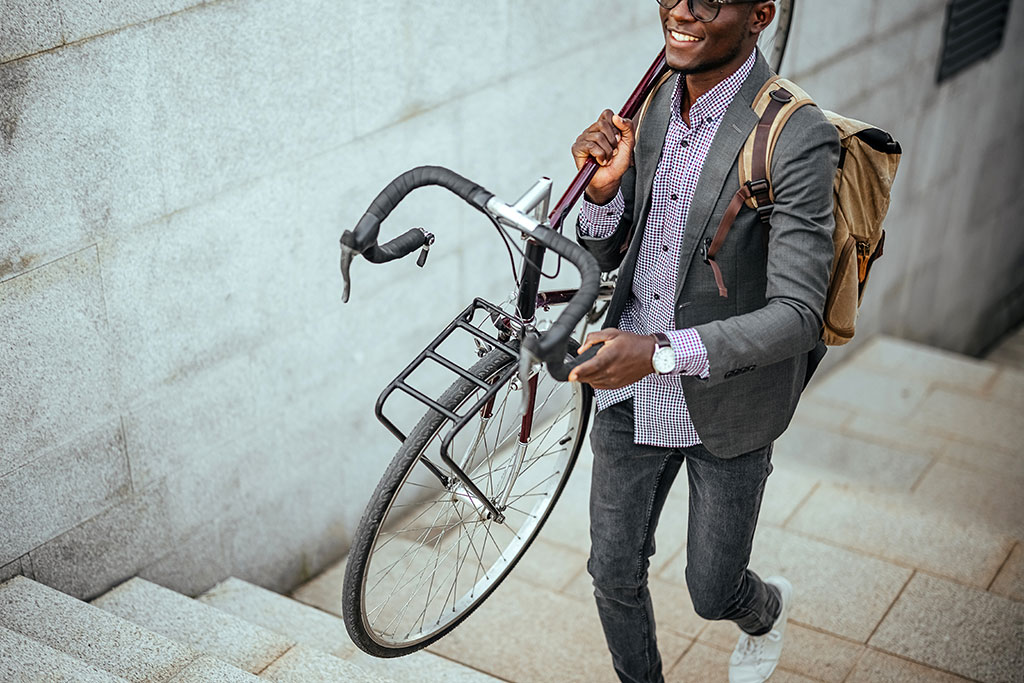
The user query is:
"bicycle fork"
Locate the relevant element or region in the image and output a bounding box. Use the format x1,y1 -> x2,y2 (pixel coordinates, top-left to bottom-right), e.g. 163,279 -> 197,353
450,373 -> 539,522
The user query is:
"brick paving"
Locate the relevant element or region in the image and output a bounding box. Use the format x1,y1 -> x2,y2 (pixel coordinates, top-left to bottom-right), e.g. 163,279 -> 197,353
296,330 -> 1024,682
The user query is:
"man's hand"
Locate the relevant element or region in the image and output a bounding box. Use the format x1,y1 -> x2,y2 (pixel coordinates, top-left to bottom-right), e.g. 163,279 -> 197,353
568,329 -> 657,389
571,110 -> 635,205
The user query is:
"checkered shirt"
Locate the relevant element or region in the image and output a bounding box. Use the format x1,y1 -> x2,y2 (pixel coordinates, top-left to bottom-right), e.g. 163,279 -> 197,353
578,50 -> 755,447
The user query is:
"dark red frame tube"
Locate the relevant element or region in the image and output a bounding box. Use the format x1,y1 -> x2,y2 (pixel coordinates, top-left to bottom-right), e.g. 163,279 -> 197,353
546,50 -> 668,232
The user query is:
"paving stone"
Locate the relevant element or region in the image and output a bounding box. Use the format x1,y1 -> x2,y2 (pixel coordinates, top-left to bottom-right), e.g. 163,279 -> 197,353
841,414 -> 951,456
563,570 -> 708,641
0,249 -> 118,468
846,649 -> 974,683
92,578 -> 292,674
772,422 -> 933,491
534,456 -> 592,555
759,467 -> 819,528
0,420 -> 131,566
989,543 -> 1024,602
200,578 -> 495,682
166,656 -> 258,683
869,572 -> 1024,683
662,526 -> 912,642
788,484 -> 1014,587
805,363 -> 929,420
665,642 -> 816,683
428,575 -> 690,683
512,538 -> 587,593
908,388 -> 1024,453
987,367 -> 1024,408
0,625 -> 129,682
698,619 -> 863,683
790,400 -> 854,429
0,576 -> 197,682
853,336 -> 999,392
938,440 -> 1024,482
258,646 -> 387,683
910,461 -> 1024,540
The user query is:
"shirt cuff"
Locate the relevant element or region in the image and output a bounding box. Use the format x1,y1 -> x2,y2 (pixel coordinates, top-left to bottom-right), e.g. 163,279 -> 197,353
578,190 -> 625,239
665,328 -> 710,378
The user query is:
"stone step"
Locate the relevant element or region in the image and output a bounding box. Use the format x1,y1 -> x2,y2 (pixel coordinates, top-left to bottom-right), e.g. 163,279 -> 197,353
91,577 -> 292,675
167,656 -> 260,682
201,577 -> 501,682
0,576 -> 198,682
0,625 -> 129,682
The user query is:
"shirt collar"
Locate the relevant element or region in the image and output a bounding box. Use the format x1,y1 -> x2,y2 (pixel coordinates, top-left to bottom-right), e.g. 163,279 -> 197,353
671,49 -> 757,130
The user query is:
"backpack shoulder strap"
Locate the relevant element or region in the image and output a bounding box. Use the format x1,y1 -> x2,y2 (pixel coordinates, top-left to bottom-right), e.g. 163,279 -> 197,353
738,77 -> 816,211
702,77 -> 816,298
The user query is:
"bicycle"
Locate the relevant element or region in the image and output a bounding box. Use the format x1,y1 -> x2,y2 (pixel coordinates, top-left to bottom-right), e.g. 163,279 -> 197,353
338,6 -> 795,658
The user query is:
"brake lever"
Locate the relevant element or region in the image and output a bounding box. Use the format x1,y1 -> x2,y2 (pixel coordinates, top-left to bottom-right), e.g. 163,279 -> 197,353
339,239 -> 359,303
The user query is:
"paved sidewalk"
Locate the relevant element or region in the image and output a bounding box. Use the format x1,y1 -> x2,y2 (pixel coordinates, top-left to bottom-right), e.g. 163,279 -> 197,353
296,331 -> 1024,682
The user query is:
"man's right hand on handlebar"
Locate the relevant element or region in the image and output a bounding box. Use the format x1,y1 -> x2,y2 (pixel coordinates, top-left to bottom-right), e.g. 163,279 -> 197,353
571,109 -> 636,205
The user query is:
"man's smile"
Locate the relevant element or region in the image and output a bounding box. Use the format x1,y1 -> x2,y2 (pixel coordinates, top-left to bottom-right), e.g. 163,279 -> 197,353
668,28 -> 703,45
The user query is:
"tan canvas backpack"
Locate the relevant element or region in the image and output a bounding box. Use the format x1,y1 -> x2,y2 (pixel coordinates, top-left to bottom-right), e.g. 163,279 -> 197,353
706,76 -> 903,345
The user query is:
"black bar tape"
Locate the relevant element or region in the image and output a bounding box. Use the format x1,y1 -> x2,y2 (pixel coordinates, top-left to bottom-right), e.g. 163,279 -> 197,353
352,166 -> 493,251
545,342 -> 604,382
362,228 -> 427,264
519,225 -> 602,380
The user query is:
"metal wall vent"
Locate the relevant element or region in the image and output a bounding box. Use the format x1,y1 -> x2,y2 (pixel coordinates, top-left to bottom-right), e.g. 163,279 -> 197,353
938,0 -> 1013,83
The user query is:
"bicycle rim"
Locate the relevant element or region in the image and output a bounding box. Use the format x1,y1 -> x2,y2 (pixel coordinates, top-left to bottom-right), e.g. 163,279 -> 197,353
758,0 -> 795,74
344,348 -> 590,655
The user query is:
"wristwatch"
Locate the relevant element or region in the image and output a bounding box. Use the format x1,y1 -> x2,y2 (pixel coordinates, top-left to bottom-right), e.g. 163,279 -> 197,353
651,332 -> 676,375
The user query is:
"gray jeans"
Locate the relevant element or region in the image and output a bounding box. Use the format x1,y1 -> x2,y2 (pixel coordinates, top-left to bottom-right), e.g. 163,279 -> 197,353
587,399 -> 781,683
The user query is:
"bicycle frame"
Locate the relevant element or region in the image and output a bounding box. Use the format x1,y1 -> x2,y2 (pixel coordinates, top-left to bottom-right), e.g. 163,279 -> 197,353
369,50 -> 670,524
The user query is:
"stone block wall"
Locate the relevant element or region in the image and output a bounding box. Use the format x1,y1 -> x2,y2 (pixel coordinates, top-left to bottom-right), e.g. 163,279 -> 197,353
2,0 -> 1021,597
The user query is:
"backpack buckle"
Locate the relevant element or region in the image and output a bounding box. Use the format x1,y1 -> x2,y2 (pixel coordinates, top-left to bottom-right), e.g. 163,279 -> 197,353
746,178 -> 770,198
755,203 -> 775,224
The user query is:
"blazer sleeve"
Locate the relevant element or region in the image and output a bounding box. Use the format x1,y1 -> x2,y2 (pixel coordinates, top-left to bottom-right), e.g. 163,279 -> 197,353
575,165 -> 637,272
693,106 -> 840,387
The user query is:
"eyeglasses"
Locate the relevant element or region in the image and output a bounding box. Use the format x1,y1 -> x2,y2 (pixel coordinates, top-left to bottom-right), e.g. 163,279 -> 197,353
657,0 -> 763,23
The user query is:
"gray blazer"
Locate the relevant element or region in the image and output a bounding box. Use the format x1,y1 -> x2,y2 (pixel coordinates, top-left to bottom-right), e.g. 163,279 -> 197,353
578,52 -> 840,458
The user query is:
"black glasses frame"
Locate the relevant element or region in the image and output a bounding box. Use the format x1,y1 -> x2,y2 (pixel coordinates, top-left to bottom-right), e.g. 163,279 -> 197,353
657,0 -> 763,23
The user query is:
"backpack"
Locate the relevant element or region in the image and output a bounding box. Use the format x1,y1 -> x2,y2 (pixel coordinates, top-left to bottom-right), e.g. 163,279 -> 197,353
710,76 -> 903,346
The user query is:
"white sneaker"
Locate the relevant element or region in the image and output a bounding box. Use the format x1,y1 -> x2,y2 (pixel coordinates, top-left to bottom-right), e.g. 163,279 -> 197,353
728,575 -> 793,683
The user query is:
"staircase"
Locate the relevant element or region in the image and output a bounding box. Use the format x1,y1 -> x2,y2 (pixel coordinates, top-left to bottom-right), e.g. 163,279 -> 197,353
0,574 -> 498,682
2,331 -> 1022,682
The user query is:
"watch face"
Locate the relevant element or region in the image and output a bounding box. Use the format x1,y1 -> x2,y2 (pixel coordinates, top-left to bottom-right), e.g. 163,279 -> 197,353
653,347 -> 676,374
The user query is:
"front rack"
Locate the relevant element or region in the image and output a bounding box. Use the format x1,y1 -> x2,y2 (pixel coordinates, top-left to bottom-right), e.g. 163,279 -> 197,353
373,298 -> 522,520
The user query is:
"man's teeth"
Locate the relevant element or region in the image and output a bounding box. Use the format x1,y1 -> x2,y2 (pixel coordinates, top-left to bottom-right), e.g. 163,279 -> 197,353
671,30 -> 700,42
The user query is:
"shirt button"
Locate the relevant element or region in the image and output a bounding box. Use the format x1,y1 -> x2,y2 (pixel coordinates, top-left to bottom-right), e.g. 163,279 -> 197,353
662,245 -> 669,252
681,139 -> 689,148
670,193 -> 679,201
653,293 -> 660,300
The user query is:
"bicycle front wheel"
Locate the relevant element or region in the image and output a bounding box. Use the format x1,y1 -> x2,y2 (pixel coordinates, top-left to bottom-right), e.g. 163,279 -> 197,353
759,0 -> 795,74
343,346 -> 591,657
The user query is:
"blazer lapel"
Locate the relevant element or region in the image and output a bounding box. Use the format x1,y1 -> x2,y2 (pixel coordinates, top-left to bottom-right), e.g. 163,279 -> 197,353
674,52 -> 771,301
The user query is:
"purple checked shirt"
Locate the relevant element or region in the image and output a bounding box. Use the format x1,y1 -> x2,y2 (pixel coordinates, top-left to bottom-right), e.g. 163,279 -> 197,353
578,50 -> 756,448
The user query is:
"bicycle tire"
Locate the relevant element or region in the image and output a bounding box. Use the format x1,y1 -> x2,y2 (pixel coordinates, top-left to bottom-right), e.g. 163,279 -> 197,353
343,344 -> 592,657
759,0 -> 795,74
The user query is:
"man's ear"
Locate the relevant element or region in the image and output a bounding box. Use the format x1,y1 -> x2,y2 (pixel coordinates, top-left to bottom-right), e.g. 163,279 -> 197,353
750,1 -> 776,37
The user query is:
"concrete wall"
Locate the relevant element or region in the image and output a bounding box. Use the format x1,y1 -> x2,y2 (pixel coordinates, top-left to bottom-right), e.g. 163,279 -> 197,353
2,0 -> 1021,598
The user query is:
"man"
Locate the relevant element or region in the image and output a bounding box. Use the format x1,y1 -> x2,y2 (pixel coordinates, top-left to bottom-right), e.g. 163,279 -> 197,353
567,1 -> 839,681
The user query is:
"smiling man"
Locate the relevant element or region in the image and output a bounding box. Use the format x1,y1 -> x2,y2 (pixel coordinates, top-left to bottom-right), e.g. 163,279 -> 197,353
568,1 -> 839,682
